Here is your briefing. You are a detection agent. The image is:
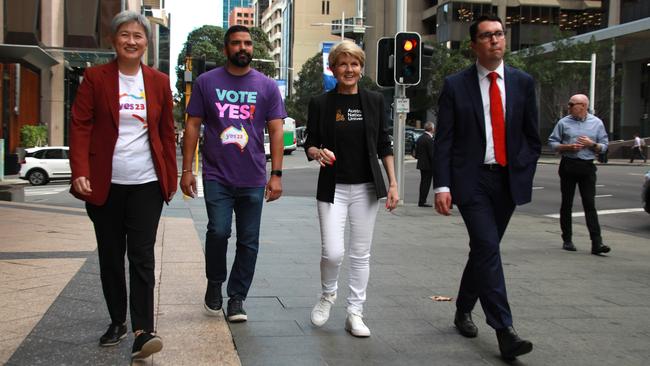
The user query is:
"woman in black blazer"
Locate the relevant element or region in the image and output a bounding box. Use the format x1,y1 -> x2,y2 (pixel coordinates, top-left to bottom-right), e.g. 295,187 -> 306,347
303,41 -> 398,337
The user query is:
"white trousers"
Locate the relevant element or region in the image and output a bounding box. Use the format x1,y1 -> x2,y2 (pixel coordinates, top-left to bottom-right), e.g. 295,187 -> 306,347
317,183 -> 379,314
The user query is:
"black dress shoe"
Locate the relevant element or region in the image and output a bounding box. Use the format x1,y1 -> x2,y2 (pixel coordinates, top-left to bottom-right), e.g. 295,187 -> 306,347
454,311 -> 478,338
562,241 -> 577,251
418,203 -> 433,207
204,281 -> 223,315
591,243 -> 611,255
496,326 -> 533,360
99,323 -> 127,347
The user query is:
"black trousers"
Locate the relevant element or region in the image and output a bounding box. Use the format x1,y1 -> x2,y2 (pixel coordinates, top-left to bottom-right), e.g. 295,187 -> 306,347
456,166 -> 515,330
86,182 -> 163,333
559,158 -> 602,245
630,146 -> 646,163
418,169 -> 433,205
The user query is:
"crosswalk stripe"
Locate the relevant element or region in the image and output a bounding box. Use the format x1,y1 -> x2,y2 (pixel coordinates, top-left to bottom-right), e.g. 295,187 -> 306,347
24,186 -> 68,196
544,208 -> 645,218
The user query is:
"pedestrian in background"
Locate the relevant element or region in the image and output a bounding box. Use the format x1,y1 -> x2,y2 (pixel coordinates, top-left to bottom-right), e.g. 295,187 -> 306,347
548,94 -> 611,255
180,25 -> 286,323
629,132 -> 646,163
304,41 -> 398,337
433,15 -> 540,360
69,10 -> 177,360
415,121 -> 435,207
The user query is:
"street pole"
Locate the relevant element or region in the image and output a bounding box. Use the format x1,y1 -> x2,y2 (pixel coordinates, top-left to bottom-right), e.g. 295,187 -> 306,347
341,12 -> 345,41
590,52 -> 596,114
609,45 -> 616,136
393,0 -> 407,204
183,46 -> 199,192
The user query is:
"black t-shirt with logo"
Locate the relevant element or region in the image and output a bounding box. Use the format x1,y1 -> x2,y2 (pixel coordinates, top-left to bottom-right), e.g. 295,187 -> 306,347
333,93 -> 373,184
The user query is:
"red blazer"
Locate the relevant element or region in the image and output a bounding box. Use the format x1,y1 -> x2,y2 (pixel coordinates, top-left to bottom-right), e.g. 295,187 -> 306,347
69,60 -> 178,206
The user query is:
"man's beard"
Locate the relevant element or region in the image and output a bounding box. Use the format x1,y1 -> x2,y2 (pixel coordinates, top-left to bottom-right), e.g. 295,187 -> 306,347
229,50 -> 252,67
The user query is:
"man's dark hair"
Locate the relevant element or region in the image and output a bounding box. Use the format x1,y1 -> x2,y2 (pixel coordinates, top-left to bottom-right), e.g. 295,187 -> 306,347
469,14 -> 504,42
224,25 -> 251,48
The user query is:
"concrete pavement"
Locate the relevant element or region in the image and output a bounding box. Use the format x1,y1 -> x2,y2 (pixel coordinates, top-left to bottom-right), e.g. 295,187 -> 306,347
1,177 -> 650,365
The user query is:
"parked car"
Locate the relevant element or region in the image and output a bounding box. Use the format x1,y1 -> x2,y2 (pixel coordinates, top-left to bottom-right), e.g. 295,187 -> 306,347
19,146 -> 71,186
641,170 -> 650,213
296,126 -> 307,147
405,128 -> 425,156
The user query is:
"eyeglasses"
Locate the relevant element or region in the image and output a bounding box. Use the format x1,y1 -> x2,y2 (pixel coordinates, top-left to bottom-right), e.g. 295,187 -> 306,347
477,31 -> 506,42
567,102 -> 585,107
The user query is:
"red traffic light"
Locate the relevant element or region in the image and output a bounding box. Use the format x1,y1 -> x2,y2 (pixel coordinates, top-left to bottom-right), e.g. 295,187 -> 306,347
402,39 -> 417,52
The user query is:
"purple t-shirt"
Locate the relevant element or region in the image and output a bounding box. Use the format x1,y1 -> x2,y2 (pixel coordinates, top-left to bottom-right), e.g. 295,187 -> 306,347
187,67 -> 286,187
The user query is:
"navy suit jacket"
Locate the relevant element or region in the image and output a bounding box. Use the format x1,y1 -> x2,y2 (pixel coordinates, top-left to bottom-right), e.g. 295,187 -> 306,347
433,64 -> 541,206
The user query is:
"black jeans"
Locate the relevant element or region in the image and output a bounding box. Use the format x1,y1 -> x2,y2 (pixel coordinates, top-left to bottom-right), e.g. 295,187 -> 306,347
86,182 -> 163,333
559,158 -> 602,245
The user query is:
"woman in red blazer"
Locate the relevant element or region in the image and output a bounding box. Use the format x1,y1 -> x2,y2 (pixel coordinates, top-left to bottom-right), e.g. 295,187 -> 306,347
69,10 -> 177,360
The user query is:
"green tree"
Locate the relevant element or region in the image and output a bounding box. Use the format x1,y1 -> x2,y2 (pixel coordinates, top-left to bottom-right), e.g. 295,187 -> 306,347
286,51 -> 378,124
512,35 -> 609,129
175,26 -> 275,110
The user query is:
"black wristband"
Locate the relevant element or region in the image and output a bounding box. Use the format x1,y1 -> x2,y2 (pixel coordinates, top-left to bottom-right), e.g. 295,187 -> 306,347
270,170 -> 282,177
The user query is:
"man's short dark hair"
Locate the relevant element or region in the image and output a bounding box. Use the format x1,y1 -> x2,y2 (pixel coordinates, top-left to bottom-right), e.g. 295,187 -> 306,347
469,14 -> 504,43
224,25 -> 251,48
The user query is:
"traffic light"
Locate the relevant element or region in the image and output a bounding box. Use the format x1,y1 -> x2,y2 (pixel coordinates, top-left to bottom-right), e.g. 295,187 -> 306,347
376,37 -> 395,87
394,32 -> 421,85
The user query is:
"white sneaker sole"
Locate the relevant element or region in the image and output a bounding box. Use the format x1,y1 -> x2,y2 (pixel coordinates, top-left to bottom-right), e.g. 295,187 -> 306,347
345,322 -> 371,337
132,337 -> 163,359
227,313 -> 247,323
203,303 -> 222,317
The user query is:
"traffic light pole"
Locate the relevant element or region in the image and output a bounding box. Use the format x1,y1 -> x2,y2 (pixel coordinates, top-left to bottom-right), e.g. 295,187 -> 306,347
393,0 -> 407,204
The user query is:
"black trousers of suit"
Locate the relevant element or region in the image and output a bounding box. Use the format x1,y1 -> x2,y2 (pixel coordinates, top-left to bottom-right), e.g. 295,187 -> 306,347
418,169 -> 433,205
559,157 -> 602,245
456,166 -> 515,330
86,182 -> 163,333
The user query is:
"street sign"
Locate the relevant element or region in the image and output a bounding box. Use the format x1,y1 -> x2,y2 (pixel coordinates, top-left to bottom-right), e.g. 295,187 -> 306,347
395,98 -> 409,113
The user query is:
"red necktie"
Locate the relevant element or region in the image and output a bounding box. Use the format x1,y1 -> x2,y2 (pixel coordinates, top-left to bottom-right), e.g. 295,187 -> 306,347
488,72 -> 507,166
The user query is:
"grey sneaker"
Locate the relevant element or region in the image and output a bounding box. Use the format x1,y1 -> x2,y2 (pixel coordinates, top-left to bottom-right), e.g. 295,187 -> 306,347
310,292 -> 336,327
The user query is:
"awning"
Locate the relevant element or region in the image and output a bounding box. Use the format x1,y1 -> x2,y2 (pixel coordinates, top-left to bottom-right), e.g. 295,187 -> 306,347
518,0 -> 560,6
0,44 -> 59,69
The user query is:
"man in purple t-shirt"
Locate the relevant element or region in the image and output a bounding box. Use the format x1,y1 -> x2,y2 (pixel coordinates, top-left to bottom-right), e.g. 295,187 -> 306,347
180,25 -> 286,323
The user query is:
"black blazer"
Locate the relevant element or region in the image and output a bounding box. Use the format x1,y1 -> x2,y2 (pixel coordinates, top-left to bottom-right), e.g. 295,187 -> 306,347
415,133 -> 434,171
433,64 -> 541,206
304,87 -> 393,203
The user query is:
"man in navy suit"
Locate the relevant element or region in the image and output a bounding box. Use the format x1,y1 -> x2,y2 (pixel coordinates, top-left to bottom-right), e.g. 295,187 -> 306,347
433,15 -> 541,360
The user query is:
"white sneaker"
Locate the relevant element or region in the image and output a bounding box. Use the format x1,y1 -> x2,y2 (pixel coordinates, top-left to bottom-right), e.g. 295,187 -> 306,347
345,312 -> 370,337
310,292 -> 336,327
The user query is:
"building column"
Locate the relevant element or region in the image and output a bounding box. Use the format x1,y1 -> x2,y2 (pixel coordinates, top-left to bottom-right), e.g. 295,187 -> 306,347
41,0 -> 65,146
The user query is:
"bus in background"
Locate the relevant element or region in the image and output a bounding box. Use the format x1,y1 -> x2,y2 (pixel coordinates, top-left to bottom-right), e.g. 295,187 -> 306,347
264,117 -> 297,159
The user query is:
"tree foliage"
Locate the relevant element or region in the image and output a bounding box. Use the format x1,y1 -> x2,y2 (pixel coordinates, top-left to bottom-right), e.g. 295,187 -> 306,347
175,26 -> 275,108
510,35 -> 610,129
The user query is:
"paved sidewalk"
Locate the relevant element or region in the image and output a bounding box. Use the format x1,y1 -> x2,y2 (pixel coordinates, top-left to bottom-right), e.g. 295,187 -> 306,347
0,201 -> 239,365
2,190 -> 650,365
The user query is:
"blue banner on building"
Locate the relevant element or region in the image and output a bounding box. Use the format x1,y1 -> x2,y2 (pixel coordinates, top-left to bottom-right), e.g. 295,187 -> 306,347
322,42 -> 336,92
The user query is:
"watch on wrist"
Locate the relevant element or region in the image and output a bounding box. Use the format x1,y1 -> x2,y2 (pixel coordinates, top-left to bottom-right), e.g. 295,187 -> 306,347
270,170 -> 282,177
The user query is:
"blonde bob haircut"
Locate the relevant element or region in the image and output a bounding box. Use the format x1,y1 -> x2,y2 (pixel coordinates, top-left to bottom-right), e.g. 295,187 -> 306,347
328,41 -> 365,69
